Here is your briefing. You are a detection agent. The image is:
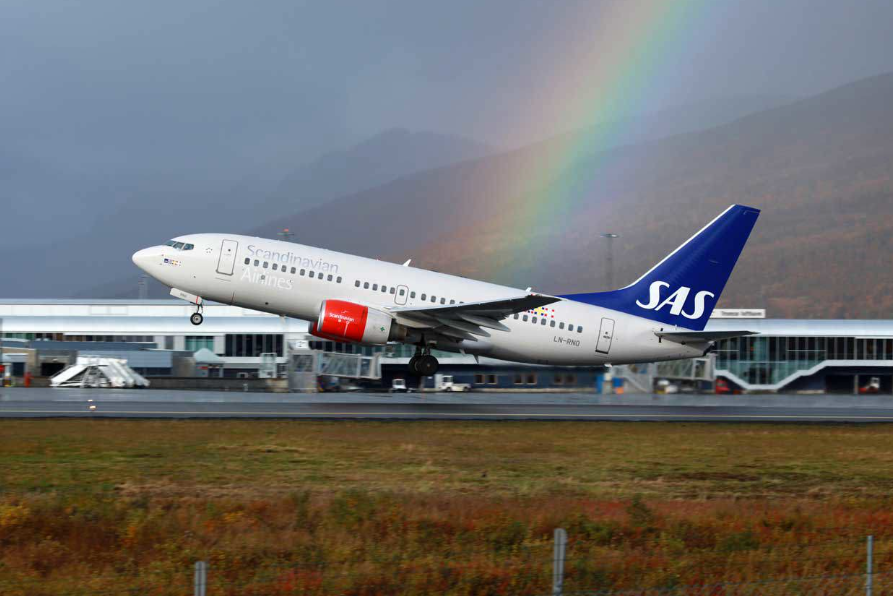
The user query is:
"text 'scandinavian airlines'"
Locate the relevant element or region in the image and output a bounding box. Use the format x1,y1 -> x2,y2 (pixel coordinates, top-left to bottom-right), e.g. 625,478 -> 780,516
133,205 -> 760,375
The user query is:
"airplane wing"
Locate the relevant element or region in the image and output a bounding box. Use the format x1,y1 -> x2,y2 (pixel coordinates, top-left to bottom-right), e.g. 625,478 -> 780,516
655,330 -> 757,343
388,293 -> 561,342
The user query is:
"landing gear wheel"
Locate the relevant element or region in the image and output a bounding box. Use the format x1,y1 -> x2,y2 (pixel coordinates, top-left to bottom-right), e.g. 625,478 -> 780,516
407,355 -> 421,376
417,355 -> 439,376
190,312 -> 204,326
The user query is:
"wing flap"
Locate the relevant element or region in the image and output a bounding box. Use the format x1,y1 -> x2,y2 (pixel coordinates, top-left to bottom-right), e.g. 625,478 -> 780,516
457,313 -> 510,332
432,316 -> 491,337
655,330 -> 756,343
391,293 -> 559,318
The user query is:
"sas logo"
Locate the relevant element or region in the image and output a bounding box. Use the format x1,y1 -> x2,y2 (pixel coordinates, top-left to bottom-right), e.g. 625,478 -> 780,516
635,281 -> 715,320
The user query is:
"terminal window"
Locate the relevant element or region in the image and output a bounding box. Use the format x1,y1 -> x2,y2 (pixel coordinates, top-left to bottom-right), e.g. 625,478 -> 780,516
185,336 -> 215,352
225,334 -> 283,357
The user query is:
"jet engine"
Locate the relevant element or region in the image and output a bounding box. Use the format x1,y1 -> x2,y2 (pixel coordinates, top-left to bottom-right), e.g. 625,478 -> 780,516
311,300 -> 405,344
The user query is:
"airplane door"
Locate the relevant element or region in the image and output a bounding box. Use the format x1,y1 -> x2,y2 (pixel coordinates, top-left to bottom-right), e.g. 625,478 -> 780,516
395,285 -> 409,306
216,239 -> 238,276
596,317 -> 615,354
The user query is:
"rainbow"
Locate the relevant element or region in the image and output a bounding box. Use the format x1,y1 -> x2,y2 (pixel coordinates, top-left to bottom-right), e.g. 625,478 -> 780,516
495,0 -> 714,280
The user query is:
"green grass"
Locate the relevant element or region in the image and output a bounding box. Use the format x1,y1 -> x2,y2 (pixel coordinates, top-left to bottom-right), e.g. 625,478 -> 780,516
3,420 -> 893,499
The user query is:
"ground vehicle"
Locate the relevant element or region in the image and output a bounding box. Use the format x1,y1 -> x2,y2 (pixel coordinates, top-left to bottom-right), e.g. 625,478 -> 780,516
436,374 -> 471,392
859,377 -> 881,394
390,378 -> 409,393
655,379 -> 679,394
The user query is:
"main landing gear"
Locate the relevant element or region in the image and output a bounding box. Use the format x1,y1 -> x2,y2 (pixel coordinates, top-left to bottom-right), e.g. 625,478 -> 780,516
408,346 -> 438,376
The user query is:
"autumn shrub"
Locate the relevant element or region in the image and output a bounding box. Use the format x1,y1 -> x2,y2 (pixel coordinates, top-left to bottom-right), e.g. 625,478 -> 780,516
4,420 -> 893,594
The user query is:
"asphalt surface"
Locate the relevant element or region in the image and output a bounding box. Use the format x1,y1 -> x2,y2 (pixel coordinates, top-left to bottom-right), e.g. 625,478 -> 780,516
2,388 -> 893,421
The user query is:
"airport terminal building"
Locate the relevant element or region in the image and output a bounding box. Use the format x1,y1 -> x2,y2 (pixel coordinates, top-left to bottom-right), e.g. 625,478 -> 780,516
708,318 -> 893,393
2,299 -> 893,394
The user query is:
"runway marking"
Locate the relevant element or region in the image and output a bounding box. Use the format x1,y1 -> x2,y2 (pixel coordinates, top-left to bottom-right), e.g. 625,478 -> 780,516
5,409 -> 893,420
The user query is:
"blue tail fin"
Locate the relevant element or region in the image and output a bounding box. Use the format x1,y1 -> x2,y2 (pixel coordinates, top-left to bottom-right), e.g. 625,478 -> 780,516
561,204 -> 760,331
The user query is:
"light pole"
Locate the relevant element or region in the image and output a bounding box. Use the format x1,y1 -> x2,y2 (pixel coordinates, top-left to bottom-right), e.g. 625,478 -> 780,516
601,233 -> 620,290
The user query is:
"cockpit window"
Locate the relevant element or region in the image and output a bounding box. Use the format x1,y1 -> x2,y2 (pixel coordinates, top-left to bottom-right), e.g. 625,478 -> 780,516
164,240 -> 177,247
173,242 -> 185,250
164,240 -> 194,250
183,243 -> 194,251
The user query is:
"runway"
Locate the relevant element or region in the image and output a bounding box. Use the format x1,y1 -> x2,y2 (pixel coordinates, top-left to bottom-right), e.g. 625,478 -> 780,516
3,388 -> 893,422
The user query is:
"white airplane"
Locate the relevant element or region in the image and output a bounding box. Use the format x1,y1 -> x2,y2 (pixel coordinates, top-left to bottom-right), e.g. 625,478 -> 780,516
133,205 -> 760,375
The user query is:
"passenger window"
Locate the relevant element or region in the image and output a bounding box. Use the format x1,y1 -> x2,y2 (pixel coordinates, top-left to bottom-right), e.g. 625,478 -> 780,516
440,298 -> 445,304
568,324 -> 574,332
513,314 -> 519,320
272,264 -> 278,271
300,269 -> 306,276
450,299 -> 455,304
372,284 -> 378,291
532,317 -> 537,324
381,286 -> 387,293
541,318 -> 547,325
244,258 -> 250,265
430,296 -> 436,303
399,289 -> 405,296
390,287 -> 396,294
337,277 -> 342,283
421,294 -> 426,300
410,291 -> 416,298
291,267 -> 296,274
328,274 -> 333,282
559,322 -> 565,330
578,327 -> 583,333
550,320 -> 556,328
522,315 -> 528,322
364,282 -> 369,289
309,271 -> 315,278
355,280 -> 360,287
263,262 -> 269,269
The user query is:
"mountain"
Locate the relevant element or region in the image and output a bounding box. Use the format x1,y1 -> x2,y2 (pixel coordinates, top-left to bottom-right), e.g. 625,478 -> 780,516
248,95 -> 793,237
71,94 -> 787,299
246,73 -> 893,318
261,128 -> 495,215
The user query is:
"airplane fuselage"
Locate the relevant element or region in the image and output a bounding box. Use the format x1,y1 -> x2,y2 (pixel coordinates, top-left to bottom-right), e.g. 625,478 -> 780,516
134,234 -> 706,366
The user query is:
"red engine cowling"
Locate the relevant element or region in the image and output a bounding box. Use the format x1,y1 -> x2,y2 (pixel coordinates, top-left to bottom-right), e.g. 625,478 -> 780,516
311,300 -> 394,345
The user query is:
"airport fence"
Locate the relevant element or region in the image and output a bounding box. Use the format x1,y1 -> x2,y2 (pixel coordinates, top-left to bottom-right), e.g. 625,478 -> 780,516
3,531 -> 893,595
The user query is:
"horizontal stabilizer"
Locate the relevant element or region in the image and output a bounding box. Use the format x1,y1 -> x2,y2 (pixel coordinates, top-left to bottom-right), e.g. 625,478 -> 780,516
655,330 -> 757,343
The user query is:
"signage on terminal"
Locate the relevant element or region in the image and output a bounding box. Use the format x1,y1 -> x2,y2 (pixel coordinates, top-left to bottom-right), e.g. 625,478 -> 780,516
710,309 -> 766,319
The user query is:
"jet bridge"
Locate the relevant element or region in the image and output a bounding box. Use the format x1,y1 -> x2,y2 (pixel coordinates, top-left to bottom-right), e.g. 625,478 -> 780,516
288,348 -> 381,392
615,355 -> 715,394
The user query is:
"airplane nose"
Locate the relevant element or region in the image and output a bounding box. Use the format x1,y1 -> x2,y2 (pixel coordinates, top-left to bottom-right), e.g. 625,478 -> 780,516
132,247 -> 155,272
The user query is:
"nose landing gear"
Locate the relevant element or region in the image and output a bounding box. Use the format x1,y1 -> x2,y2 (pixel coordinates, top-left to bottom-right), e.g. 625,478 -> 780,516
170,288 -> 205,325
190,303 -> 204,326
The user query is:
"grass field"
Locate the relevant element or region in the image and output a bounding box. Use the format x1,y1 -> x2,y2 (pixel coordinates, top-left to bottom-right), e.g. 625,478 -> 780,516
3,420 -> 893,594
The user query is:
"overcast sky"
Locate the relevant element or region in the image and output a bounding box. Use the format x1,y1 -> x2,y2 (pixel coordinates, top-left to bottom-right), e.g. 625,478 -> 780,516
2,0 -> 892,243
